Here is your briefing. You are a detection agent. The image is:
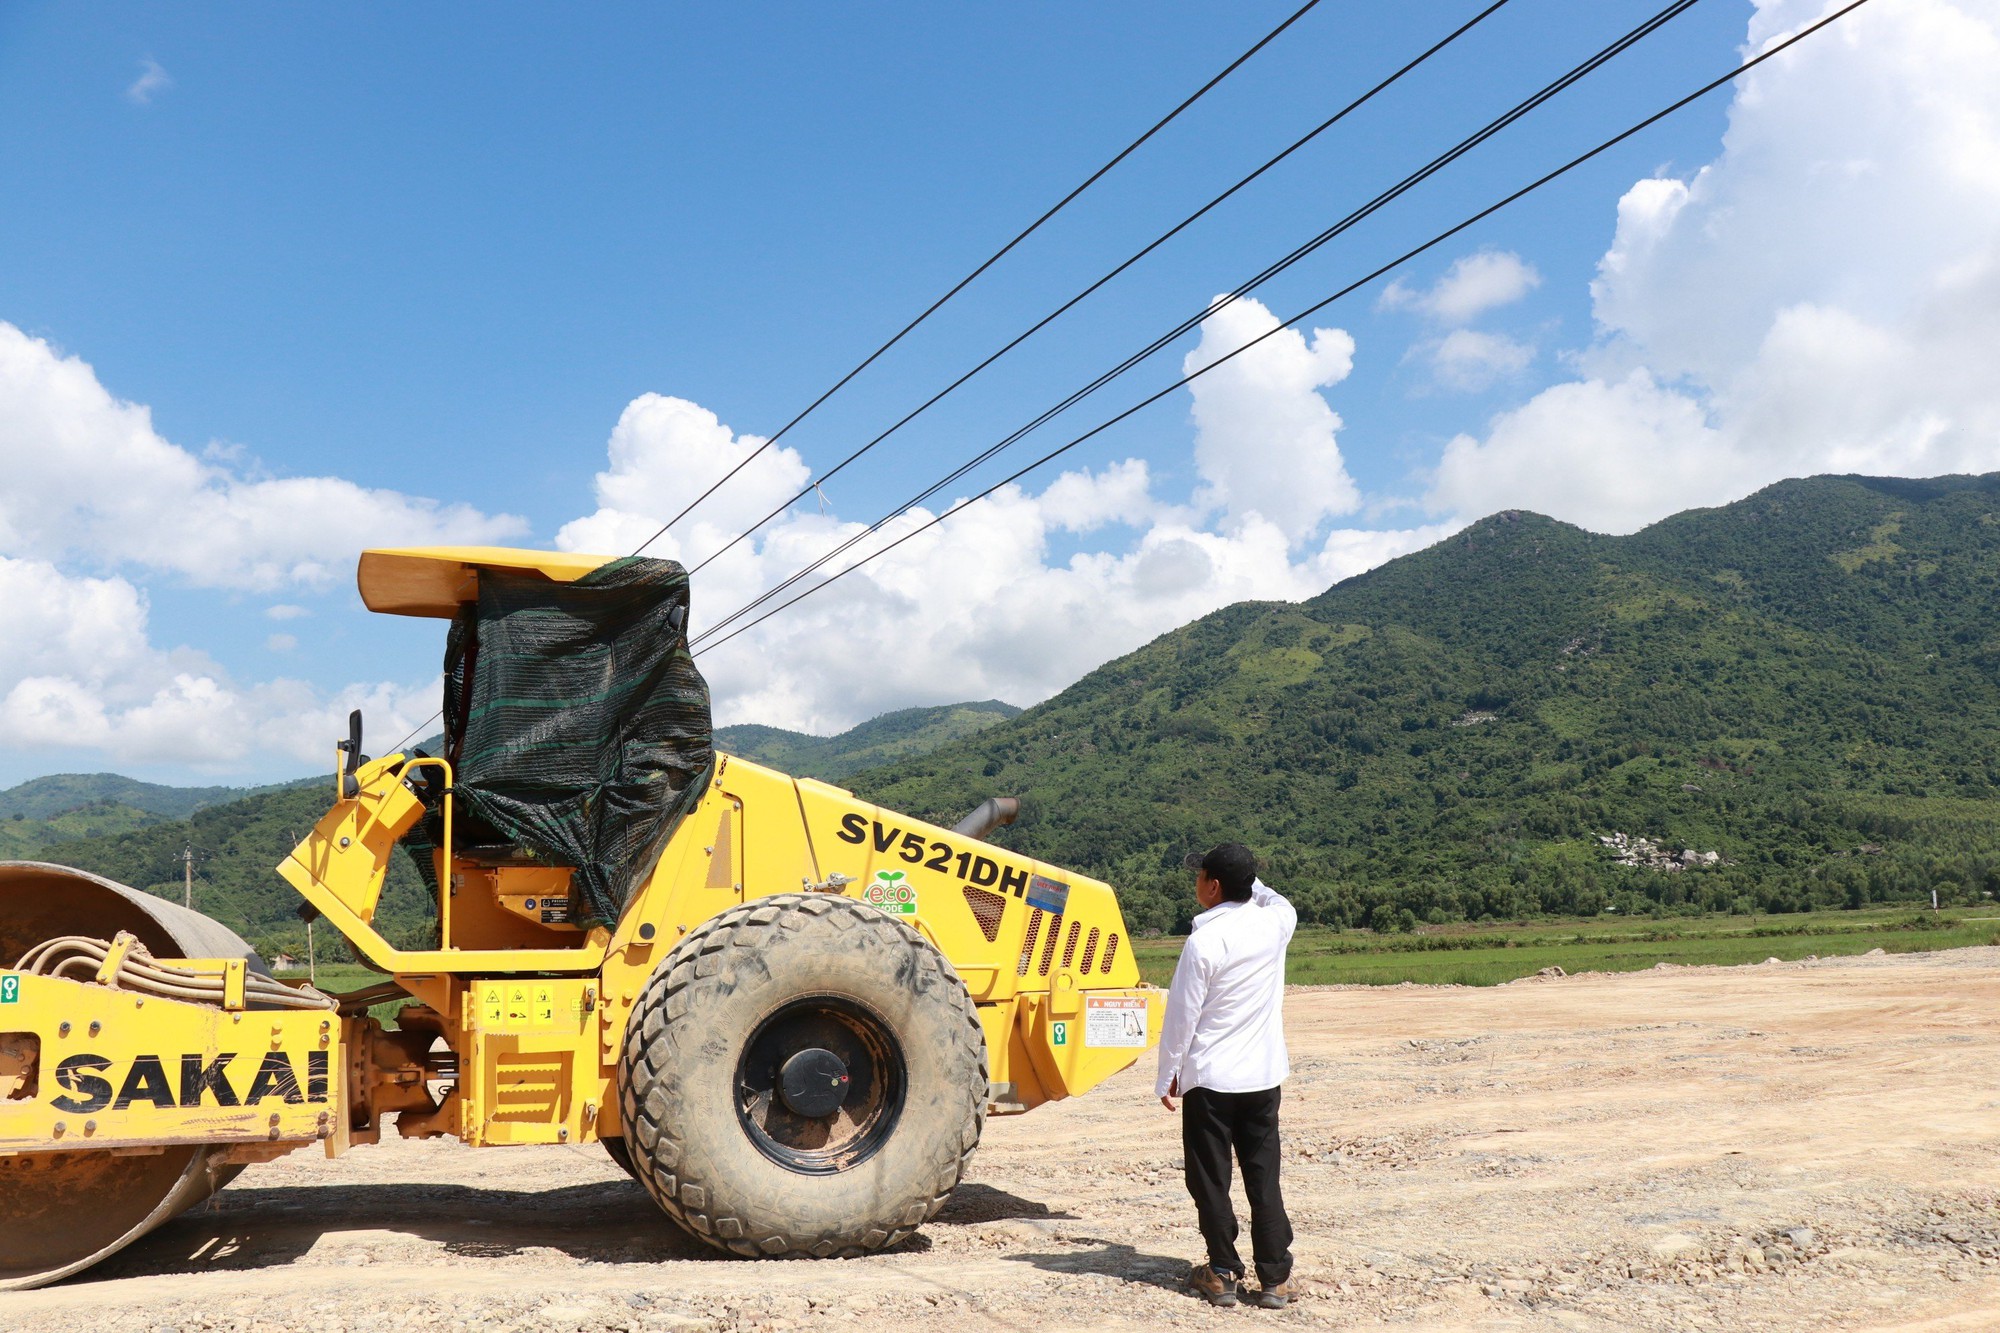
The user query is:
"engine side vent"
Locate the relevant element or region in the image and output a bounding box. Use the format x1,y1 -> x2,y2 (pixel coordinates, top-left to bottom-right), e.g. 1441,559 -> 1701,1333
1037,914 -> 1064,976
1060,920 -> 1083,971
1078,927 -> 1101,974
1101,933 -> 1120,974
962,885 -> 1007,943
1018,910 -> 1044,976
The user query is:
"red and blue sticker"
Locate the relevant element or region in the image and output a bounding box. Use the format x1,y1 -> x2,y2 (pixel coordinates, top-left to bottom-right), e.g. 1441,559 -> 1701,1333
1026,875 -> 1069,915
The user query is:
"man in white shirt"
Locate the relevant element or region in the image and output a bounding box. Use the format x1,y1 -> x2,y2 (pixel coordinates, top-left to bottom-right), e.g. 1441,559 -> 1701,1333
1158,842 -> 1297,1309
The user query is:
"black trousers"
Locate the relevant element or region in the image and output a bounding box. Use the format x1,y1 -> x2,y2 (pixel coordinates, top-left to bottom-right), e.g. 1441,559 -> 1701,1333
1181,1084 -> 1293,1286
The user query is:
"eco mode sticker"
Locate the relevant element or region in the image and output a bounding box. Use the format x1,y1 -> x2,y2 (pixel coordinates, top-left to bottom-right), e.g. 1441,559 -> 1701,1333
864,870 -> 918,915
1084,996 -> 1148,1048
0,974 -> 18,1004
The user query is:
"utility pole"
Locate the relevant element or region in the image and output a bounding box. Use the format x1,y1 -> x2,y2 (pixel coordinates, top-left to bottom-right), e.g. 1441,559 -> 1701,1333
183,846 -> 193,908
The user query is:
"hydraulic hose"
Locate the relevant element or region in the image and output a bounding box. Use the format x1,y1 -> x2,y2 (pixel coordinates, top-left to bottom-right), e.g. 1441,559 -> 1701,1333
15,933 -> 337,1011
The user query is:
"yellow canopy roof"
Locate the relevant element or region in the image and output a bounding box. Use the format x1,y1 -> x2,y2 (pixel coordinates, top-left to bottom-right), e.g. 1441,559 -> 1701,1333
357,547 -> 616,618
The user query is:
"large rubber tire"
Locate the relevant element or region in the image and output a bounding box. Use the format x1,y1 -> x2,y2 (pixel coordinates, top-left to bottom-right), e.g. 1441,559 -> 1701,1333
618,894 -> 986,1258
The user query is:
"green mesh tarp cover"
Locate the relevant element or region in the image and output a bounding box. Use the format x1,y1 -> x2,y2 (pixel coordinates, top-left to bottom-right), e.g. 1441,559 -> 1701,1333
412,556 -> 713,929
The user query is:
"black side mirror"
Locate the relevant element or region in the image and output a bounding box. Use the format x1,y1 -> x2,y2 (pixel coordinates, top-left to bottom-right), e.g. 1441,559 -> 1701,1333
338,709 -> 364,798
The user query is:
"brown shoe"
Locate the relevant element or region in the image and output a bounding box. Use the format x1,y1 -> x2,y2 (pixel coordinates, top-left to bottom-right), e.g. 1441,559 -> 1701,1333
1188,1262 -> 1241,1306
1253,1281 -> 1294,1309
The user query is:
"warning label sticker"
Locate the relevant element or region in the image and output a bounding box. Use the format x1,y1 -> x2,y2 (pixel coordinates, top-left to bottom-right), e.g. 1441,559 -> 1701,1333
478,980 -> 558,1030
1084,996 -> 1148,1048
0,974 -> 18,1004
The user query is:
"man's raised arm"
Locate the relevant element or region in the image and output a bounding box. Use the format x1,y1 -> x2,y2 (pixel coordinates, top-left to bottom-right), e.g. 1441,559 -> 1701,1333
1250,878 -> 1297,941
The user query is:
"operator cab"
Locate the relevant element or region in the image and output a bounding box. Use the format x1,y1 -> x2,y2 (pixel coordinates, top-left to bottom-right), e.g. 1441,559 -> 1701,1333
338,546 -> 713,951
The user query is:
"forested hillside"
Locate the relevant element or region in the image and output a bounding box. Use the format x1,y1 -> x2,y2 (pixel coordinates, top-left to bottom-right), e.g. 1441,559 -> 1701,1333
0,772 -> 280,860
0,772 -> 258,820
22,475 -> 2000,956
717,700 -> 1019,780
37,781 -> 437,960
852,474 -> 2000,934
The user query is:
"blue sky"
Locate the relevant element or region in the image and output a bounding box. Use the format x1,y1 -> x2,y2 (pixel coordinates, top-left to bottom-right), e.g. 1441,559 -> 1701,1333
0,0 -> 1991,786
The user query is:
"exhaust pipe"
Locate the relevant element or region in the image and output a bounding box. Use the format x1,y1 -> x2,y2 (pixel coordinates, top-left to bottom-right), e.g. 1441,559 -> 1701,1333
951,796 -> 1019,842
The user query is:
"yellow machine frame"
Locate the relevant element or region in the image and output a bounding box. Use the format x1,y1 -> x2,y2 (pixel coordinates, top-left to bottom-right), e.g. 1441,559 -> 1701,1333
281,747 -> 1161,1151
3,546 -> 1161,1169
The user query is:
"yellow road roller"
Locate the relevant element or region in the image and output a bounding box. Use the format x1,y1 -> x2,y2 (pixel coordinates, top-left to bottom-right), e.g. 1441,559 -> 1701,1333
0,547 -> 1162,1288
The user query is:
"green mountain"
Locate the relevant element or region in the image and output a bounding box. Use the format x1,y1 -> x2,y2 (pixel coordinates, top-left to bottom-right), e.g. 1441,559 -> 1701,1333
0,772 -> 257,821
849,474 -> 2000,935
0,773 -> 292,863
716,700 -> 1021,780
25,710 -> 1014,958
25,476 -> 2000,956
36,779 -> 439,962
0,800 -> 171,861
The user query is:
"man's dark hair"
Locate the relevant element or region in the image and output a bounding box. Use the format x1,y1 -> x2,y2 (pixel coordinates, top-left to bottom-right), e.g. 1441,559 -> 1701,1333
1184,843 -> 1257,902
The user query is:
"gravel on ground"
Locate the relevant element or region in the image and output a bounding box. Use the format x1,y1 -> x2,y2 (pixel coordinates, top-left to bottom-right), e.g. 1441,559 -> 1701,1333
5,946 -> 1997,1332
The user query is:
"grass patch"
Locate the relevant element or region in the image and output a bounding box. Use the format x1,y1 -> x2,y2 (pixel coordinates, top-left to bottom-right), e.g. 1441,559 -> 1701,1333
277,909 -> 2000,1007
273,962 -> 406,1026
1131,906 -> 2000,988
1830,515 -> 1905,572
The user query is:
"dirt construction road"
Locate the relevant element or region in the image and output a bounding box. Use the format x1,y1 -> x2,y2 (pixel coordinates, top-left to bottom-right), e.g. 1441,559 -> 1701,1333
6,947 -> 1998,1332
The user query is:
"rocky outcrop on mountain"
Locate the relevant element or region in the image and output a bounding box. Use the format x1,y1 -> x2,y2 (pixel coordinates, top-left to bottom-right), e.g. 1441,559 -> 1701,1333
1600,832 -> 1724,872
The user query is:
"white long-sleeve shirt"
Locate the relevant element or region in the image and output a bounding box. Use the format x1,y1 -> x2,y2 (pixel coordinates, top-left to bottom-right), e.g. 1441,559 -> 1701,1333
1155,878 -> 1296,1097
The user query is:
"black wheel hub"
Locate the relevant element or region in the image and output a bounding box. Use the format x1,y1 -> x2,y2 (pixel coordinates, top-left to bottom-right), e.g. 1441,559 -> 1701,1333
736,995 -> 905,1175
779,1047 -> 851,1118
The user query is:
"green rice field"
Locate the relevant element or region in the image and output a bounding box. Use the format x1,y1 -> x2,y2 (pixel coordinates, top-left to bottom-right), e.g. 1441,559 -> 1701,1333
1132,906 -> 2000,988
287,906 -> 2000,1006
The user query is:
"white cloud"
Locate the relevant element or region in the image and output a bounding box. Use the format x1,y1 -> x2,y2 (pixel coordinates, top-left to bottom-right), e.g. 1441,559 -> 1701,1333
0,332 -> 516,772
1182,295 -> 1359,542
1430,0 -> 2000,533
0,558 -> 158,693
1426,329 -> 1536,393
1381,251 -> 1541,392
1380,250 -> 1541,325
0,297 -> 1436,768
558,394 -> 813,562
555,297 -> 1447,736
0,553 -> 435,770
125,57 -> 172,107
1037,458 -> 1156,533
1431,371 -> 1735,533
0,322 -> 527,589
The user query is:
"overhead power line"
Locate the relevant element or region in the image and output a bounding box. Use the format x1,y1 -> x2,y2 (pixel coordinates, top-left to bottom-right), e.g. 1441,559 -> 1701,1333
628,0 -> 1329,558
691,0 -> 1874,658
690,0 -> 1701,649
687,0 -> 1520,578
380,4 -> 1329,760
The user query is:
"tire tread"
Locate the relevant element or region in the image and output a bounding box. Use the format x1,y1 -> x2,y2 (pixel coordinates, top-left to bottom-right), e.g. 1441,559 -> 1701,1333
617,893 -> 986,1258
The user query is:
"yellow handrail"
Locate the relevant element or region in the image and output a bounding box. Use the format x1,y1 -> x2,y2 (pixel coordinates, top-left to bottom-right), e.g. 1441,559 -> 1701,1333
399,757 -> 456,950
